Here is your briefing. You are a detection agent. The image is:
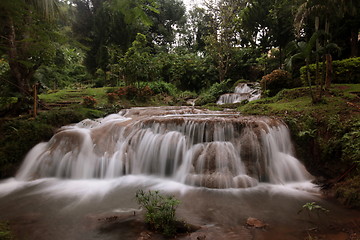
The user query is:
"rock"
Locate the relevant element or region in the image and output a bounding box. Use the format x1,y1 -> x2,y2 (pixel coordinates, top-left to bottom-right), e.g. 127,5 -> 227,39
137,231 -> 152,240
246,217 -> 267,228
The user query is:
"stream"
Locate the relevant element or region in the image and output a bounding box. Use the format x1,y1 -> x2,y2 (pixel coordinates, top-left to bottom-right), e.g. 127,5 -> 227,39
0,106 -> 359,240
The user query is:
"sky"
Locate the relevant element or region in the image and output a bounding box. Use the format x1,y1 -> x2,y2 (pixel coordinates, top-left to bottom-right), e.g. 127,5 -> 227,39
183,0 -> 205,10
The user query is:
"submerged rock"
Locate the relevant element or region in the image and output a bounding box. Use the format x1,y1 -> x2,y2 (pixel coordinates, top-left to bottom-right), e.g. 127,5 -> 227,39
246,217 -> 267,228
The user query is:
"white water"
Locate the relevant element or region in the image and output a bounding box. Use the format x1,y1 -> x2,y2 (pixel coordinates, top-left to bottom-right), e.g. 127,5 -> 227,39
2,107 -> 360,240
16,106 -> 310,189
217,83 -> 261,105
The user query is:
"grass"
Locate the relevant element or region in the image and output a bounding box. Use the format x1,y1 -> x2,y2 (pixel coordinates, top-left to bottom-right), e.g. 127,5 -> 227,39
39,87 -> 116,107
238,84 -> 360,118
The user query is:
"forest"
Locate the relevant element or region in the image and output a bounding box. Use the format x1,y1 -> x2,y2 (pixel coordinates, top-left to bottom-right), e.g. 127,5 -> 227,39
0,0 -> 360,239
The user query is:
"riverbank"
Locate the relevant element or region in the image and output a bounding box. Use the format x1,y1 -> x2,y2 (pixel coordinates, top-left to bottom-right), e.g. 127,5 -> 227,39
0,84 -> 359,208
238,84 -> 360,209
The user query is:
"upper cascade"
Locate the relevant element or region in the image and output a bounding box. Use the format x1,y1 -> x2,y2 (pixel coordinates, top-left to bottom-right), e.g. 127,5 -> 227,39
16,106 -> 311,189
217,83 -> 261,105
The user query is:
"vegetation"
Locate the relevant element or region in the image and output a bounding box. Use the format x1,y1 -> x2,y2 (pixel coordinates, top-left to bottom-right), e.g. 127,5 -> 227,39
298,202 -> 329,217
0,221 -> 14,240
135,190 -> 182,237
0,0 -> 359,212
260,69 -> 294,97
238,84 -> 360,207
300,57 -> 360,85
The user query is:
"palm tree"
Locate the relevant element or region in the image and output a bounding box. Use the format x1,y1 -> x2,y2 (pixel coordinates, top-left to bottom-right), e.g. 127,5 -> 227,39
285,32 -> 320,103
294,0 -> 345,91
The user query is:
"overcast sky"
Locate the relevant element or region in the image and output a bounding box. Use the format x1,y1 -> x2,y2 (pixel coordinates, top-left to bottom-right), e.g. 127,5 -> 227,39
183,0 -> 205,10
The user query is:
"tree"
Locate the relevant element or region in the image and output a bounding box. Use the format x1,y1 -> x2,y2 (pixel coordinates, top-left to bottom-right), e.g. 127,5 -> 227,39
285,33 -> 320,103
72,0 -> 158,74
148,0 -> 187,50
0,0 -> 59,112
120,33 -> 156,86
181,7 -> 215,53
239,0 -> 296,67
204,0 -> 244,82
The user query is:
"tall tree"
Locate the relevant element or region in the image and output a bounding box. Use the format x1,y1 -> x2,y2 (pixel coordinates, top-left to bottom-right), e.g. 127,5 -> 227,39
240,0 -> 296,67
204,0 -> 245,82
148,0 -> 187,50
72,0 -> 158,74
0,0 -> 59,111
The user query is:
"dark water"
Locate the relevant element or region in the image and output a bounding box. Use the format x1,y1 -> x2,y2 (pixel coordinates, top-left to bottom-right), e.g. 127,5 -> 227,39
0,176 -> 358,240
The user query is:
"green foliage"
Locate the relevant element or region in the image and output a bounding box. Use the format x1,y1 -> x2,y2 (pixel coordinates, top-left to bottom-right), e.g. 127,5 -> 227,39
34,46 -> 90,89
135,190 -> 180,237
341,120 -> 360,164
82,96 -> 97,108
0,107 -> 104,178
298,202 -> 329,216
162,53 -> 216,92
260,69 -> 293,97
335,175 -> 360,208
300,57 -> 360,85
142,81 -> 178,96
120,33 -> 156,85
195,80 -> 232,106
0,221 -> 14,240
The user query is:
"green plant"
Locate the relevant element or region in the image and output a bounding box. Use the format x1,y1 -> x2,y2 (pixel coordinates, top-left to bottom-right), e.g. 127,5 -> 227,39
300,57 -> 360,85
195,80 -> 232,105
82,96 -> 97,108
0,221 -> 14,240
298,202 -> 329,217
260,69 -> 293,97
135,190 -> 180,237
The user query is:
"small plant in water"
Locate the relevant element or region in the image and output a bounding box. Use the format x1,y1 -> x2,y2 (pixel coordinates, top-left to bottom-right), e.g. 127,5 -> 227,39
298,202 -> 329,217
135,189 -> 180,237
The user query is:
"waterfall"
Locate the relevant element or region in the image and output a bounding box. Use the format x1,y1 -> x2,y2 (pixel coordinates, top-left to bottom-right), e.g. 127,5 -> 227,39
217,83 -> 261,105
16,107 -> 311,189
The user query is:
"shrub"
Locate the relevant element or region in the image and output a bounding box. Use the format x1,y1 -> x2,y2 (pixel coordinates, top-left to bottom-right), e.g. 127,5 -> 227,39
145,81 -> 178,96
136,190 -> 180,237
195,80 -> 231,105
260,69 -> 292,97
300,57 -> 360,85
82,96 -> 97,108
0,221 -> 14,240
106,85 -> 155,103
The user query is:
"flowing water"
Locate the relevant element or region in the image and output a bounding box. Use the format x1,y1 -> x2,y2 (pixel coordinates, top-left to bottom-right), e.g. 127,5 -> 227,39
0,106 -> 358,240
217,83 -> 261,105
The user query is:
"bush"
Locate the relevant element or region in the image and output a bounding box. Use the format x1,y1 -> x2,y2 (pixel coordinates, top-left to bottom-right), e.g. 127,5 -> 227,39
300,57 -> 360,85
144,81 -> 178,96
106,85 -> 155,103
0,108 -> 104,178
195,80 -> 232,105
136,190 -> 180,237
260,69 -> 292,97
0,221 -> 14,240
82,96 -> 97,108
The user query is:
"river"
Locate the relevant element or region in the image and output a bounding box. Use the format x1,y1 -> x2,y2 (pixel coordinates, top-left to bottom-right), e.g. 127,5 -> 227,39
0,106 -> 358,239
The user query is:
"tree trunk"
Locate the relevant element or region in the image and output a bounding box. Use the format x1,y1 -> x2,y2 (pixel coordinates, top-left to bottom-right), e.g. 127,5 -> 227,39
7,17 -> 31,97
350,28 -> 359,57
325,54 -> 333,89
306,58 -> 315,103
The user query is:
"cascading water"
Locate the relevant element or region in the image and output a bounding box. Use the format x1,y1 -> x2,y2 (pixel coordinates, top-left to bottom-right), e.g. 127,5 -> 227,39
217,82 -> 261,105
2,106 -> 360,240
16,106 -> 310,189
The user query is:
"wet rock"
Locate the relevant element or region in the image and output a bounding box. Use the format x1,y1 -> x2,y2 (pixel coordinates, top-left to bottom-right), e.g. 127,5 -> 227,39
246,217 -> 267,228
137,231 -> 152,240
